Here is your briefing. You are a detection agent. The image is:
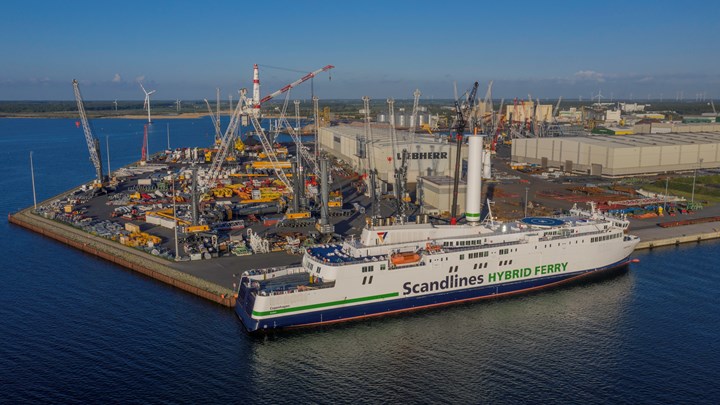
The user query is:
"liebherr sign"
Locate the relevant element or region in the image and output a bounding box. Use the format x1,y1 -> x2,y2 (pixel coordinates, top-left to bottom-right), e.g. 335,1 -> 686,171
397,152 -> 448,160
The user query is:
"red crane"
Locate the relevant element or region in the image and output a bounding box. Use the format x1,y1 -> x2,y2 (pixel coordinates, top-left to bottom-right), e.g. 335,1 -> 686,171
253,65 -> 334,110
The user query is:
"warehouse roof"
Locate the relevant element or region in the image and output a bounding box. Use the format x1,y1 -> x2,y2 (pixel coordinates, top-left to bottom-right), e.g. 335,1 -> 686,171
557,132 -> 720,148
322,124 -> 451,148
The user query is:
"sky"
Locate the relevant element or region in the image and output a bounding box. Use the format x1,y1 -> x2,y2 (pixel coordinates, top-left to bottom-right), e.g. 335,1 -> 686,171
1,0 -> 719,101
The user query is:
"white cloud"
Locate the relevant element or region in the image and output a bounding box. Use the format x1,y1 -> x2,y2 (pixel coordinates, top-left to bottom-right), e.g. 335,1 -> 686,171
574,70 -> 606,82
135,75 -> 145,82
112,73 -> 122,82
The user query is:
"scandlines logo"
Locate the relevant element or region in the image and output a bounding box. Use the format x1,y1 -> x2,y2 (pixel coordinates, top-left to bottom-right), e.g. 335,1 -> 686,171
377,232 -> 388,243
402,274 -> 485,295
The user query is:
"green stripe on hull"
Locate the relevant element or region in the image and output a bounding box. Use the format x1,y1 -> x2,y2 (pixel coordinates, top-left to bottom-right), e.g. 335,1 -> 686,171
466,212 -> 481,218
252,292 -> 399,317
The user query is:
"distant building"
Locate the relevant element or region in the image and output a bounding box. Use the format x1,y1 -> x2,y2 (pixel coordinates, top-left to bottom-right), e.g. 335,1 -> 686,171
619,103 -> 647,113
511,132 -> 720,177
605,109 -> 621,123
505,101 -> 553,123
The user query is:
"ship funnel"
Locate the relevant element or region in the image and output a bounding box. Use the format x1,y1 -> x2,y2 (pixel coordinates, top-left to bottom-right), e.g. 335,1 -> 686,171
465,135 -> 483,224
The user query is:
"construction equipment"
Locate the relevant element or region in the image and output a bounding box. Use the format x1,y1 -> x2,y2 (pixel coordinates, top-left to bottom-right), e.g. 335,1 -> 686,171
249,114 -> 293,192
72,79 -> 105,188
409,89 -> 421,143
204,98 -> 223,145
450,81 -> 479,225
250,64 -> 334,114
362,96 -> 380,221
207,89 -> 248,186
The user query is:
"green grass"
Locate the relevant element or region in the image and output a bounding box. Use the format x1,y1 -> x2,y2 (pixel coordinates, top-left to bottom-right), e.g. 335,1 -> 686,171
642,176 -> 720,204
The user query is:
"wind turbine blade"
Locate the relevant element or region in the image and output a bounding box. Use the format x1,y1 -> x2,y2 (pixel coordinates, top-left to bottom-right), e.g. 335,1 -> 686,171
148,90 -> 156,96
139,82 -> 147,94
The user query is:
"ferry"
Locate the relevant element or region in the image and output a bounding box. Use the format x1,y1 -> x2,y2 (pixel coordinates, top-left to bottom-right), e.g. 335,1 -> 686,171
234,136 -> 640,332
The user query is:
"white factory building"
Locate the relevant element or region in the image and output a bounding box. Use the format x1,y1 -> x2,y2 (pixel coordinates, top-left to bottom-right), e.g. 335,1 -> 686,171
318,124 -> 467,186
511,132 -> 720,177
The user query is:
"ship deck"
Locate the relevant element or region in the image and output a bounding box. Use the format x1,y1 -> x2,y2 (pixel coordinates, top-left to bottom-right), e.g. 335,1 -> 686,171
252,271 -> 336,296
308,244 -> 387,265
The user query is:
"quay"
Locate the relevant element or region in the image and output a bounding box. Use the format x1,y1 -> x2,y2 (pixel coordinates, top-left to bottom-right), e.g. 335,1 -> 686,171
9,207 -> 238,307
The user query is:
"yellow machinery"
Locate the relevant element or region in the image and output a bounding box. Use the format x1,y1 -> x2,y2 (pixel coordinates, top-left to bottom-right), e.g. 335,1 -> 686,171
212,187 -> 234,198
149,209 -> 190,225
186,224 -> 210,233
328,191 -> 343,208
120,231 -> 162,247
235,138 -> 245,153
420,123 -> 433,134
285,211 -> 311,220
258,146 -> 288,159
251,161 -> 291,169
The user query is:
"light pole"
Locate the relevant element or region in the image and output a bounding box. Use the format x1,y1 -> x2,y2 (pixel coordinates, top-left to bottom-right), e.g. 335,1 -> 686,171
663,173 -> 669,212
173,176 -> 179,261
524,187 -> 529,217
30,151 -> 37,210
692,158 -> 703,204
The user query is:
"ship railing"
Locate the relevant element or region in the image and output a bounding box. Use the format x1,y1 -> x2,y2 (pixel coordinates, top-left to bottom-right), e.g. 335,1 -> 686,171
242,265 -> 307,281
256,280 -> 337,297
443,239 -> 525,254
538,229 -> 610,242
310,253 -> 389,267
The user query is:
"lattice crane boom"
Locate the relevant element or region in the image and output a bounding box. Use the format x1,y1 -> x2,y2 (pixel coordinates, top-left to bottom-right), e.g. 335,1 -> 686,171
207,89 -> 248,185
256,65 -> 334,106
72,79 -> 104,184
249,114 -> 293,191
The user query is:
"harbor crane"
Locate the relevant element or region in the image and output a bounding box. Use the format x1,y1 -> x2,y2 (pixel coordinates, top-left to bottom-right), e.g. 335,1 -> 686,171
250,64 -> 334,115
363,96 -> 380,221
450,81 -> 479,225
72,79 -> 106,188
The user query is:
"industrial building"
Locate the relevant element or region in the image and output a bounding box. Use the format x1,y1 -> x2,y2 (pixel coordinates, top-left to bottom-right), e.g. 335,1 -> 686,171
417,176 -> 467,215
511,132 -> 720,177
318,124 -> 467,187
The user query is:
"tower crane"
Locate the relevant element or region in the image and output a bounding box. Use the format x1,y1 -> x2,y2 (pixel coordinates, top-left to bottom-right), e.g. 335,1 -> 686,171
363,96 -> 379,221
72,79 -> 105,188
450,81 -> 479,225
409,89 -> 421,143
204,98 -> 222,145
250,64 -> 334,115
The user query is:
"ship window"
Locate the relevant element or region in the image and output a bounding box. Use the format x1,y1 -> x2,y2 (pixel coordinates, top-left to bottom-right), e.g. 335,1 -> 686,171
484,262 -> 488,268
380,264 -> 386,270
369,275 -> 373,284
509,260 -> 513,265
362,276 -> 367,285
474,263 -> 477,269
460,254 -> 465,260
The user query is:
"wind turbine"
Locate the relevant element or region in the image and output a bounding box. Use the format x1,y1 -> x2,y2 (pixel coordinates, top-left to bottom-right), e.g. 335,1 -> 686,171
113,99 -> 118,111
175,99 -> 181,113
139,82 -> 156,124
594,90 -> 604,104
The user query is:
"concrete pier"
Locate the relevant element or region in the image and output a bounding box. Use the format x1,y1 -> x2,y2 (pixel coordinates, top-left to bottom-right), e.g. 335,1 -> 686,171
9,208 -> 237,307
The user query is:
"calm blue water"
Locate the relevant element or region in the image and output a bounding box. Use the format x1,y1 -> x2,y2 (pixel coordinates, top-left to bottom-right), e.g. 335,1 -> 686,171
1,118 -> 719,403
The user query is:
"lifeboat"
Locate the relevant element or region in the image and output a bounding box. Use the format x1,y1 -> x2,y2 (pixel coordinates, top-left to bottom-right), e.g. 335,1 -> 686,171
391,252 -> 421,266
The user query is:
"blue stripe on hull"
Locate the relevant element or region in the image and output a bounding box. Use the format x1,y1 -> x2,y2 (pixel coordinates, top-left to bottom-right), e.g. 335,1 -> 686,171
235,257 -> 633,333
